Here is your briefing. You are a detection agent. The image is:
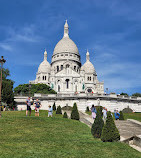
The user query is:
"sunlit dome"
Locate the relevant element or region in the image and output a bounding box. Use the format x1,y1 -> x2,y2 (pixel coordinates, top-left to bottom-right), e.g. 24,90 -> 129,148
53,20 -> 79,56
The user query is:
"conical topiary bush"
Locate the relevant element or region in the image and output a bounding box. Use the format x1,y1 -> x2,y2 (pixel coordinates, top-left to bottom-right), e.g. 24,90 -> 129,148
71,103 -> 80,120
91,106 -> 104,138
56,105 -> 62,114
86,106 -> 89,112
101,111 -> 120,142
53,102 -> 56,111
63,112 -> 68,118
119,111 -> 124,120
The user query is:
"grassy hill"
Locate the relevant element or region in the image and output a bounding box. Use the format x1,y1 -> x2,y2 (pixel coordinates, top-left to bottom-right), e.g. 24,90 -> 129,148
0,111 -> 141,158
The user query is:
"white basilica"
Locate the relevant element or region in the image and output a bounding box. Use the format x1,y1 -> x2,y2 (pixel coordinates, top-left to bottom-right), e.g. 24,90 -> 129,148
31,21 -> 104,94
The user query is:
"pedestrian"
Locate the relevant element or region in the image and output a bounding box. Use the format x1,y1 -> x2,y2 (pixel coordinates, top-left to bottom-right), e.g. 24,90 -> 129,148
114,109 -> 120,120
34,99 -> 41,117
26,97 -> 32,116
91,104 -> 97,119
48,105 -> 53,117
102,107 -> 107,121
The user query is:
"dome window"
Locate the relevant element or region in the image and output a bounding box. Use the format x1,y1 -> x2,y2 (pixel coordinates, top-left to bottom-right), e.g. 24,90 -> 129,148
57,66 -> 59,72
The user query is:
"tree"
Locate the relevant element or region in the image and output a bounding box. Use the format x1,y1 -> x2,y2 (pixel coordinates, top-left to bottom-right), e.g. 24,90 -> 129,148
120,92 -> 128,96
0,68 -> 15,109
56,106 -> 62,114
119,111 -> 124,120
53,102 -> 56,111
71,103 -> 80,120
14,83 -> 57,96
132,93 -> 141,97
101,111 -> 120,142
63,112 -> 68,118
91,107 -> 104,138
86,106 -> 89,112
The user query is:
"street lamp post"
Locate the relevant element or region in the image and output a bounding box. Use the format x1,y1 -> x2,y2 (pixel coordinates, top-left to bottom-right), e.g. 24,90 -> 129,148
0,56 -> 6,118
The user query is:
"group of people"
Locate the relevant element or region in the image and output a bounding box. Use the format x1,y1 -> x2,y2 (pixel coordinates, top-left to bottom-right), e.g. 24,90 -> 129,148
26,97 -> 53,117
90,104 -> 120,120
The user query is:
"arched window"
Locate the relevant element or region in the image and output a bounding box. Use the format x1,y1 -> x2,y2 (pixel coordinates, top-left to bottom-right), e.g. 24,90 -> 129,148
90,77 -> 91,81
57,66 -> 59,72
61,65 -> 63,70
45,76 -> 46,80
43,76 -> 44,80
58,85 -> 60,92
74,66 -> 76,71
66,64 -> 70,68
66,79 -> 69,89
87,77 -> 89,81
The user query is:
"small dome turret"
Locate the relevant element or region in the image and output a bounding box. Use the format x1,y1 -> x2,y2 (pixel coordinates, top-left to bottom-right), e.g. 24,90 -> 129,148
81,50 -> 96,74
38,50 -> 51,73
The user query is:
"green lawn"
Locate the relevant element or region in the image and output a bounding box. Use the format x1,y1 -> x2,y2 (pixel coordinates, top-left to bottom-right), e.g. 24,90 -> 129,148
0,111 -> 141,158
123,113 -> 141,122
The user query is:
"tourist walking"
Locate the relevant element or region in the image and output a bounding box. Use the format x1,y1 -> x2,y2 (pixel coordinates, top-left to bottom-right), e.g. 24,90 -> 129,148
91,105 -> 97,119
34,99 -> 41,117
114,110 -> 120,120
48,105 -> 53,117
26,97 -> 32,116
102,107 -> 107,121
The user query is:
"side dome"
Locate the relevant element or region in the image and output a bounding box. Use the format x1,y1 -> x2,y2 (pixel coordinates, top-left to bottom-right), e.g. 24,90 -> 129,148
53,20 -> 79,56
81,50 -> 96,74
38,50 -> 51,73
81,60 -> 96,74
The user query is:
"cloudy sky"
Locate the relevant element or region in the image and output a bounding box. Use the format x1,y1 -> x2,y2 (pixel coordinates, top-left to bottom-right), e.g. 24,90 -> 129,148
0,0 -> 141,95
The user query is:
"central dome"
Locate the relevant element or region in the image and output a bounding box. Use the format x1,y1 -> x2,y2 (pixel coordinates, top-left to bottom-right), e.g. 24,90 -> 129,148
53,20 -> 79,56
53,37 -> 79,55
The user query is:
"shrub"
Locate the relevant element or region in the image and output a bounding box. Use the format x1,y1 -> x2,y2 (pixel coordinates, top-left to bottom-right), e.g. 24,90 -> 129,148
56,106 -> 62,114
122,107 -> 133,113
101,111 -> 120,142
71,103 -> 80,120
91,106 -> 104,138
86,106 -> 89,112
119,111 -> 124,120
53,102 -> 56,111
63,112 -> 68,118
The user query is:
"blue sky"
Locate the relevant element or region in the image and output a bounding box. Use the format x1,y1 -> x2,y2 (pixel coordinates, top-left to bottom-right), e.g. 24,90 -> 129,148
0,0 -> 141,95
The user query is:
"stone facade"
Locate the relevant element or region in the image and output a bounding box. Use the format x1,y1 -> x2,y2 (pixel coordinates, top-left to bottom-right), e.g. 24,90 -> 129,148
30,21 -> 104,94
15,94 -> 141,112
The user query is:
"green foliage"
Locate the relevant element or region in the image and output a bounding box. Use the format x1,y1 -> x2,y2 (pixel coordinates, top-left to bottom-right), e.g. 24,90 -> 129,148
98,106 -> 103,117
86,106 -> 89,112
14,83 -> 57,96
71,103 -> 80,120
63,112 -> 68,118
53,102 -> 56,111
91,107 -> 104,138
119,111 -> 124,120
132,93 -> 141,97
120,92 -> 129,96
56,106 -> 62,114
101,111 -> 120,142
122,107 -> 133,113
0,68 -> 14,108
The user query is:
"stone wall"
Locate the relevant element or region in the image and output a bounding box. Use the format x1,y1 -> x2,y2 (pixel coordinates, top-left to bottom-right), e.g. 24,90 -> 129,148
15,93 -> 141,112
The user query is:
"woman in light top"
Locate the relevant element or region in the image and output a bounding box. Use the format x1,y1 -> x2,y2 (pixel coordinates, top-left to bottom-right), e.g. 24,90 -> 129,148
91,104 -> 97,119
